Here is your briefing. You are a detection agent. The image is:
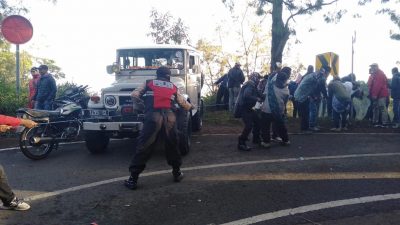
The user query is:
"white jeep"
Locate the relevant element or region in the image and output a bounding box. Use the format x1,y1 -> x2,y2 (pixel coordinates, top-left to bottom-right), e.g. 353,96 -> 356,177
83,45 -> 204,155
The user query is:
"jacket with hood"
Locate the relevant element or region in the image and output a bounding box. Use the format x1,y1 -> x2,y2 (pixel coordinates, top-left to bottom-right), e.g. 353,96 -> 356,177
367,69 -> 389,99
33,73 -> 57,102
391,71 -> 400,99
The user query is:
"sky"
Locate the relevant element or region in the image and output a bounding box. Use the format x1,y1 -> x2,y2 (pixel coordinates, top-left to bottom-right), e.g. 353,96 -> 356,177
8,0 -> 400,93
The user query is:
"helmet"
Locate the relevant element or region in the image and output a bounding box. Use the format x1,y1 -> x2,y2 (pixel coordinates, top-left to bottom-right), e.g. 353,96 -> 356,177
156,66 -> 171,81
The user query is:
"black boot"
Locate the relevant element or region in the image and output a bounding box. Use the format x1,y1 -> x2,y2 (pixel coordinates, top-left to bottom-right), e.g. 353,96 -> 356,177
252,136 -> 261,144
172,168 -> 184,182
238,138 -> 251,151
124,174 -> 139,190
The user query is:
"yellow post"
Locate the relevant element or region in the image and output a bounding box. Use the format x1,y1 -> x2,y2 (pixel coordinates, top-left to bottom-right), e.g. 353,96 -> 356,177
315,52 -> 339,76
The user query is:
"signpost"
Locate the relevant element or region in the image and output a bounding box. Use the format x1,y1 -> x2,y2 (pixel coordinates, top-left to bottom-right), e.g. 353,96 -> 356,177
1,15 -> 34,99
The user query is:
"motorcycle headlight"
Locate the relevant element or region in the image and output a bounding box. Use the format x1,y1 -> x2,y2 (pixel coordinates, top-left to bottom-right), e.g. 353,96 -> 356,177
105,96 -> 117,107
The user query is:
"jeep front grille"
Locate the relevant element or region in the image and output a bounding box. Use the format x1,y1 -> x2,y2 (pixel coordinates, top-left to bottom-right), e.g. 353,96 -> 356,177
119,96 -> 133,105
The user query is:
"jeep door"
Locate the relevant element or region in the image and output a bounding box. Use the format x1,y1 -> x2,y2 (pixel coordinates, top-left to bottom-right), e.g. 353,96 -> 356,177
186,50 -> 201,114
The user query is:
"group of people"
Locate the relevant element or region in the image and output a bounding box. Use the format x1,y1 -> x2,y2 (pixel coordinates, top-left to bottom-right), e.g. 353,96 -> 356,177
367,64 -> 400,128
214,62 -> 246,111
233,63 -> 292,151
218,62 -> 400,152
28,65 -> 57,110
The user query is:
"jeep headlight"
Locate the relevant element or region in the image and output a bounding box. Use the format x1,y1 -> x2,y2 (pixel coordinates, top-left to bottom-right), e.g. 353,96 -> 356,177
105,95 -> 117,107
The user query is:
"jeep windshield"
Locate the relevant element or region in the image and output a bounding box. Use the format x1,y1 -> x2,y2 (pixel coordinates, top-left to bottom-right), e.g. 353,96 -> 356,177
117,48 -> 184,73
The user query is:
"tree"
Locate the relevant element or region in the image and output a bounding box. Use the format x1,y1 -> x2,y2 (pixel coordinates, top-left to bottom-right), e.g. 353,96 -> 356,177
1,0 -> 62,114
223,0 -> 400,71
218,0 -> 272,76
196,39 -> 231,96
148,8 -> 190,45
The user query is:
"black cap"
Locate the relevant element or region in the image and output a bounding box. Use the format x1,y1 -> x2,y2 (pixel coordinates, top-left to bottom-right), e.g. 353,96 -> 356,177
30,67 -> 38,72
38,65 -> 48,70
156,66 -> 171,77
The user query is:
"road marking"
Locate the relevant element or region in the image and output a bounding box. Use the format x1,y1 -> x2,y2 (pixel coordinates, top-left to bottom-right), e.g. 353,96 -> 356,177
197,172 -> 400,181
220,193 -> 400,225
24,152 -> 400,202
0,139 -> 127,152
0,141 -> 86,152
193,132 -> 400,137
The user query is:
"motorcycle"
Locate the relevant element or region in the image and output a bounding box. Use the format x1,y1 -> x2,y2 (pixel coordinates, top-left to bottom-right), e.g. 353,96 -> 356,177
17,85 -> 89,160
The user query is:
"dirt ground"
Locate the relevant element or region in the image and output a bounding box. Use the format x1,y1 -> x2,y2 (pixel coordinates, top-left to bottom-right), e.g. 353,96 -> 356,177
1,114 -> 399,150
201,112 -> 400,135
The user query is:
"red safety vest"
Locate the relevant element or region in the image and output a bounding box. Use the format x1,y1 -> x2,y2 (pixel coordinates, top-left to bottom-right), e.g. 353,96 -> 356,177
144,79 -> 177,110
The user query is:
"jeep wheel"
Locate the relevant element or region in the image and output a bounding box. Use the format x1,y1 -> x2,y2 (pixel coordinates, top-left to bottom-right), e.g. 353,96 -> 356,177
178,110 -> 192,156
85,131 -> 110,154
192,99 -> 203,132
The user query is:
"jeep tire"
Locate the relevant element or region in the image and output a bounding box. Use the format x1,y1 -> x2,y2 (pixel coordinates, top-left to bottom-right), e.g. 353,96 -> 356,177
177,109 -> 191,156
85,131 -> 110,154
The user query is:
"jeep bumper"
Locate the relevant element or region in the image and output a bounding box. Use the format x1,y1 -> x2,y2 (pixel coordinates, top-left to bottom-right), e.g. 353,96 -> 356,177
83,122 -> 143,132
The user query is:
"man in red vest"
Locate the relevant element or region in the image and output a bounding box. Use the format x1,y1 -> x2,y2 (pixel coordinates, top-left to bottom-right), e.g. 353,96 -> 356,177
124,66 -> 193,190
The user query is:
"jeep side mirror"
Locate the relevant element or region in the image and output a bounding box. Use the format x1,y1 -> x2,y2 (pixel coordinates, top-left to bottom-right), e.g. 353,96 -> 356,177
106,64 -> 120,74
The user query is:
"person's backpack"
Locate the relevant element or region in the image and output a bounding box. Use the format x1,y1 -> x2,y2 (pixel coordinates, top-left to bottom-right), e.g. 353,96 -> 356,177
233,84 -> 248,118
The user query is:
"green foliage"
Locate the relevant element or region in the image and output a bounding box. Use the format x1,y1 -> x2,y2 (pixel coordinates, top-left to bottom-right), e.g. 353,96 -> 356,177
196,39 -> 230,96
56,81 -> 89,98
0,0 -> 61,116
203,110 -> 241,126
147,8 -> 190,45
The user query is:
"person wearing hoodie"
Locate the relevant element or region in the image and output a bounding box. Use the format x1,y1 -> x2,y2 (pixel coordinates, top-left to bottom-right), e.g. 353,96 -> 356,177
328,76 -> 352,131
0,114 -> 37,211
32,65 -> 57,110
294,66 -> 331,133
367,63 -> 389,127
235,72 -> 262,151
391,67 -> 400,128
260,71 -> 291,148
227,62 -> 245,113
28,67 -> 40,109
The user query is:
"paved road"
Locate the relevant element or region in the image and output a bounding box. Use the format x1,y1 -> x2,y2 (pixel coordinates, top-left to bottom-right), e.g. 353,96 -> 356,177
1,132 -> 400,225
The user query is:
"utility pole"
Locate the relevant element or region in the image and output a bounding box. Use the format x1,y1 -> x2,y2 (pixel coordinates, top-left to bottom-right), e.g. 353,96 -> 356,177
351,31 -> 356,75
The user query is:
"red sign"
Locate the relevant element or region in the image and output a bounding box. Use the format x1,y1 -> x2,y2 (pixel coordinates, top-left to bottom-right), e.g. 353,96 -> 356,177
1,15 -> 33,44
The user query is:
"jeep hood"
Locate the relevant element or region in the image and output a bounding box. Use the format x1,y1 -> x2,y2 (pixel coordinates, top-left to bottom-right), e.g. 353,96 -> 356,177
101,76 -> 186,93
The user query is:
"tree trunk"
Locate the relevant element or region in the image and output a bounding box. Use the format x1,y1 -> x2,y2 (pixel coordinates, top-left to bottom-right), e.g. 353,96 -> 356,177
270,0 -> 290,72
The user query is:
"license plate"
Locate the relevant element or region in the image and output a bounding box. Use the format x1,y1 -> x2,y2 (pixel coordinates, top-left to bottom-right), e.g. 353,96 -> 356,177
90,110 -> 108,116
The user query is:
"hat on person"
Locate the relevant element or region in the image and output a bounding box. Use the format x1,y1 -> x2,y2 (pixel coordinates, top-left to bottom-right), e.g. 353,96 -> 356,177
235,62 -> 241,67
370,63 -> 379,68
248,72 -> 261,84
38,65 -> 49,70
281,66 -> 292,77
156,66 -> 171,78
276,71 -> 289,82
30,67 -> 38,72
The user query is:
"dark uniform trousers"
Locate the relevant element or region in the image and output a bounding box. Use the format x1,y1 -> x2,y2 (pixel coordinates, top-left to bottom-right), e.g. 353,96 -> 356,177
129,110 -> 182,176
0,165 -> 14,204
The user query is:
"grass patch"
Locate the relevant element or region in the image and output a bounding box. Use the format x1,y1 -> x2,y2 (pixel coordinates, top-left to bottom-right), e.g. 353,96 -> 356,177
203,110 -> 241,126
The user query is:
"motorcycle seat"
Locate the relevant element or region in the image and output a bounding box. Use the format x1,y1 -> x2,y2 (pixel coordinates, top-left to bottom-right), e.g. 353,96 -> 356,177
17,108 -> 61,118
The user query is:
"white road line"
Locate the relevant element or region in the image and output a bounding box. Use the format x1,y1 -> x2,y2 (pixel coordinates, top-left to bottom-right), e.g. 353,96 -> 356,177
0,139 -> 128,152
192,132 -> 400,137
0,141 -> 85,152
220,193 -> 400,225
24,152 -> 400,202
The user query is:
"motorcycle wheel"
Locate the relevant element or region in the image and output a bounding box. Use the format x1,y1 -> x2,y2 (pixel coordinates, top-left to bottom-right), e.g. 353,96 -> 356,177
19,126 -> 56,160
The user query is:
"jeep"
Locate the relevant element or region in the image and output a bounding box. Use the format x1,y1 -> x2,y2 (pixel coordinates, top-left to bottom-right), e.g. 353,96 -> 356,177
83,45 -> 204,155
